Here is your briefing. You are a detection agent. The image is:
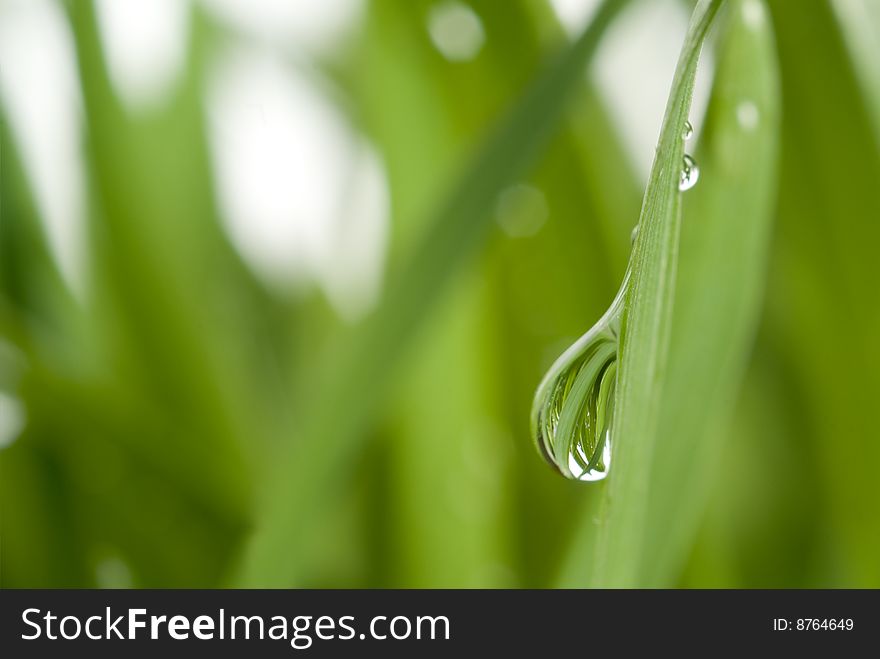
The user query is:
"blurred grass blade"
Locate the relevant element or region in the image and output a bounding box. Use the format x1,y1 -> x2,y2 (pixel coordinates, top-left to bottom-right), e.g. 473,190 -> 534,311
356,1 -> 639,588
592,0 -> 723,588
830,0 -> 880,142
766,0 -> 880,585
0,111 -> 92,586
0,112 -> 75,349
236,0 -> 631,587
66,0 -> 252,519
58,0 -> 271,585
641,0 -> 780,586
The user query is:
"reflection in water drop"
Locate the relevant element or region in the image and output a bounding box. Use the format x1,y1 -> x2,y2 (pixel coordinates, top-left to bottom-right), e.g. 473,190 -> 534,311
679,153 -> 700,191
534,116 -> 704,481
531,272 -> 629,481
682,120 -> 694,141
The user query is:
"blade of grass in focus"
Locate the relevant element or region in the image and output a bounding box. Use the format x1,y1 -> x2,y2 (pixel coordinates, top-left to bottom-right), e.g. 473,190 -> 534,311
236,0 -> 631,587
592,0 -> 724,588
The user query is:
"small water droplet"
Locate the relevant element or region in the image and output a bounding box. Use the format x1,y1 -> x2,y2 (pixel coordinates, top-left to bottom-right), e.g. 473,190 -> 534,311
630,224 -> 639,245
682,120 -> 694,141
679,154 -> 700,191
531,273 -> 628,481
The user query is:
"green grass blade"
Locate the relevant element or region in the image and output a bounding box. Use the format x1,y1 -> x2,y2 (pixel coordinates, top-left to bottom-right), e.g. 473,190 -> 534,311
0,112 -> 76,346
764,0 -> 880,585
356,1 -> 638,588
671,0 -> 880,591
592,0 -> 724,588
831,0 -> 880,142
235,0 -> 631,587
65,1 -> 253,521
0,112 -> 93,587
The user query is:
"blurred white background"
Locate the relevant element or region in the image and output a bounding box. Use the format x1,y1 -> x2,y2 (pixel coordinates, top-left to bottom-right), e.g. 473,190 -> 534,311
0,0 -> 714,317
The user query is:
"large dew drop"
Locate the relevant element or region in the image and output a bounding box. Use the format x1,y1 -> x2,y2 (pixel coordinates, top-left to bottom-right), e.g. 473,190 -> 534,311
533,119 -> 698,482
531,273 -> 628,481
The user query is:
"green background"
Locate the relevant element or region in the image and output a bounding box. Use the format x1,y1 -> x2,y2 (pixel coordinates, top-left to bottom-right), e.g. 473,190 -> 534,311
2,0 -> 879,588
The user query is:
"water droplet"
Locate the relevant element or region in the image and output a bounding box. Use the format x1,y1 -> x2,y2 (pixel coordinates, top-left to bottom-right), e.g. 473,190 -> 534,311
630,224 -> 639,245
682,120 -> 694,141
679,154 -> 700,191
531,273 -> 628,481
